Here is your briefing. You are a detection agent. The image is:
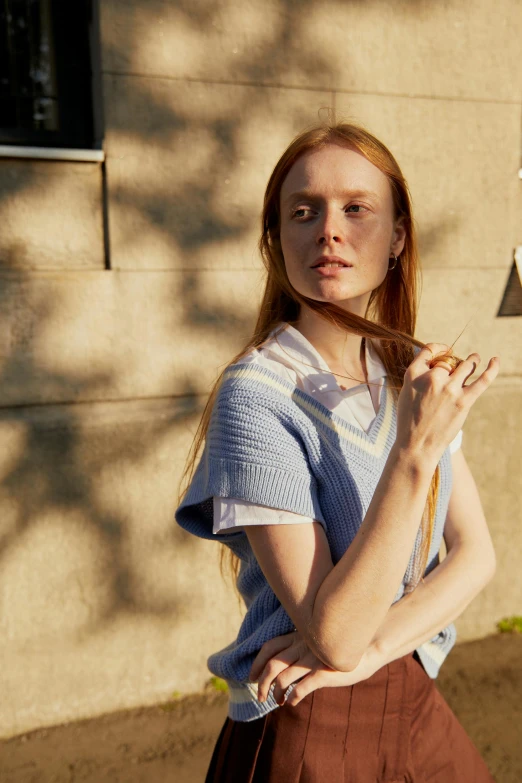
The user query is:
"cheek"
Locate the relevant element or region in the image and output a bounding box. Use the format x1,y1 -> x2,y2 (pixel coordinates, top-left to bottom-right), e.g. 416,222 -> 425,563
353,218 -> 390,247
280,226 -> 304,263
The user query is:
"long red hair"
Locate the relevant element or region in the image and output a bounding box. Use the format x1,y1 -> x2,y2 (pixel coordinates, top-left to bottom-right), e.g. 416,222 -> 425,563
179,121 -> 458,595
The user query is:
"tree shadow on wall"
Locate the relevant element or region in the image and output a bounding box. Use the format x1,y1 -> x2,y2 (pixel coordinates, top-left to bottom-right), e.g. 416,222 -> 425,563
0,0 -> 464,741
0,261 -> 208,631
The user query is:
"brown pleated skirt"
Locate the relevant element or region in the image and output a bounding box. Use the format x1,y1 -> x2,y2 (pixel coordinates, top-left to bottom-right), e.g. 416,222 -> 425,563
205,650 -> 496,783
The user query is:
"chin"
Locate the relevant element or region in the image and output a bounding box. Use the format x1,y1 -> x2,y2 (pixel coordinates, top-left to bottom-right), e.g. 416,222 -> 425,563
308,287 -> 361,304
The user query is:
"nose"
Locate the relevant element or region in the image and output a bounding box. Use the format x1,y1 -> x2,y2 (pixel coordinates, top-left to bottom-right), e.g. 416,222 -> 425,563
316,208 -> 344,245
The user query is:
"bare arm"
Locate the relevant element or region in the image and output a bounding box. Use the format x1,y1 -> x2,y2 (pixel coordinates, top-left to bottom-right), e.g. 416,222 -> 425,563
370,447 -> 496,664
245,344 -> 499,672
246,443 -> 435,671
250,448 -> 497,705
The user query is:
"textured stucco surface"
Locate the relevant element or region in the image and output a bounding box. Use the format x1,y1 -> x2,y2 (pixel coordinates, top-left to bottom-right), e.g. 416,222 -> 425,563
452,382 -> 522,639
101,0 -> 522,103
0,270 -> 262,406
103,74 -> 334,271
0,0 -> 520,739
0,160 -> 104,271
0,398 -> 244,737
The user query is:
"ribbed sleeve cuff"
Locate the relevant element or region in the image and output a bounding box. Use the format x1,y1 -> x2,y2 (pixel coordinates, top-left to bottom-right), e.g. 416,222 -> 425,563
208,457 -> 325,525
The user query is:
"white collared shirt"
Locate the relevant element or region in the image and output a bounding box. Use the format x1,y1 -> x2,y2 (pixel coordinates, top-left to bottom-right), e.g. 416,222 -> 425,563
213,322 -> 462,534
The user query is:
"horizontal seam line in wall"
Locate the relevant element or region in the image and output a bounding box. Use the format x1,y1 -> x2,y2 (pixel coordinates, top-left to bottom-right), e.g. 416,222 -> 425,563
0,270 -> 105,278
89,267 -> 261,272
0,393 -> 210,412
2,378 -> 522,413
0,267 -> 511,278
0,268 -> 262,277
103,70 -> 334,94
333,87 -> 519,106
102,70 -> 520,105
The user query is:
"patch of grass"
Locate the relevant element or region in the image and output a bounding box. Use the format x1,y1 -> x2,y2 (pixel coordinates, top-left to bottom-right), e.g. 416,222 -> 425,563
207,676 -> 228,692
158,680 -> 228,710
159,691 -> 183,712
496,615 -> 522,633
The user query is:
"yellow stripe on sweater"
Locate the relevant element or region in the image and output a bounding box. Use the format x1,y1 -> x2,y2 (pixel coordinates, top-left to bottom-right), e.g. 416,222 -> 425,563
224,364 -> 393,458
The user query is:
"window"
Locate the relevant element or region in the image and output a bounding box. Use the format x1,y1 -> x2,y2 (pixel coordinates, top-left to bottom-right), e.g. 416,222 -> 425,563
0,0 -> 102,149
497,253 -> 522,317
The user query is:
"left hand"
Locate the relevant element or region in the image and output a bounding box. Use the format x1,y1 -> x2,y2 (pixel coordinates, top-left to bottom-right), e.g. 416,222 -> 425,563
249,631 -> 383,707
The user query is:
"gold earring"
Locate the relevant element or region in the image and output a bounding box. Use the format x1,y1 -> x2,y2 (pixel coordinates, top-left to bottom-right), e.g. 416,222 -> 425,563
388,253 -> 399,271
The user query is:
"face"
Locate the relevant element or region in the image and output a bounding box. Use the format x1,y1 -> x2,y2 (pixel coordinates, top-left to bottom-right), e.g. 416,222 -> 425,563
279,143 -> 406,315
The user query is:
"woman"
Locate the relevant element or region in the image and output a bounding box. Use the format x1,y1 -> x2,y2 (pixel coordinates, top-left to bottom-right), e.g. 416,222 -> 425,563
175,121 -> 498,782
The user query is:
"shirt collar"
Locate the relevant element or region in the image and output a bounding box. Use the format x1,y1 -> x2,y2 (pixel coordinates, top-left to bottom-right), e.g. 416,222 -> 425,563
265,322 -> 386,391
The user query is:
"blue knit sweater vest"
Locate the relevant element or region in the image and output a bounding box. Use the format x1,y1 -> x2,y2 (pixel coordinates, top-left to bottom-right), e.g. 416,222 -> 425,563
175,360 -> 457,722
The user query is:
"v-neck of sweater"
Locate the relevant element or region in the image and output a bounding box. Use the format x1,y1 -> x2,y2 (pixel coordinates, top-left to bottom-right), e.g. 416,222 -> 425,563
243,322 -> 387,432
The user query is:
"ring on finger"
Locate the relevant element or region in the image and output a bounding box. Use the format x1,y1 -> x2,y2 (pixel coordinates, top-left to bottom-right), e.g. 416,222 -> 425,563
429,355 -> 462,373
430,359 -> 455,373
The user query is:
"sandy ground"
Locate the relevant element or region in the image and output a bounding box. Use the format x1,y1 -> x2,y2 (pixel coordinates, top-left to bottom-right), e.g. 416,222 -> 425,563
1,634 -> 520,783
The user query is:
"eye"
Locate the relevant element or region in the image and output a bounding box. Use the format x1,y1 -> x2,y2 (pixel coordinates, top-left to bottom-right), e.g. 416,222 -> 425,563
346,204 -> 366,213
291,207 -> 312,219
291,207 -> 313,219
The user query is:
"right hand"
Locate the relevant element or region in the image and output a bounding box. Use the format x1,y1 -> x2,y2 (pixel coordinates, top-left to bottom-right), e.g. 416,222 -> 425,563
395,342 -> 499,464
250,630 -> 383,707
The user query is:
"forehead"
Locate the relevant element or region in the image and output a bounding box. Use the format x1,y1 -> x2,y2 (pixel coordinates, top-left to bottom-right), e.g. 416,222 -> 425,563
280,143 -> 392,203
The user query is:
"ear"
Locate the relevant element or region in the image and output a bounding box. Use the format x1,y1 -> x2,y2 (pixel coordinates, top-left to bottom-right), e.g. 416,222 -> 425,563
390,217 -> 406,257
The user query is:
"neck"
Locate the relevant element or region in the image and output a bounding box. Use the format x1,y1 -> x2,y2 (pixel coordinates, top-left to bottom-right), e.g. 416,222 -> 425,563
292,304 -> 366,374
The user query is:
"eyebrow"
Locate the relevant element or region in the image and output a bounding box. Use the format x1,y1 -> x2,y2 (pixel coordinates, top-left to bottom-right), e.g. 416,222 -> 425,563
283,188 -> 380,205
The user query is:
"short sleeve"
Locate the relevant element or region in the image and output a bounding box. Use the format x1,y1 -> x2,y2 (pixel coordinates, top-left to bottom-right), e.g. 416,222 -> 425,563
212,496 -> 317,535
175,375 -> 325,541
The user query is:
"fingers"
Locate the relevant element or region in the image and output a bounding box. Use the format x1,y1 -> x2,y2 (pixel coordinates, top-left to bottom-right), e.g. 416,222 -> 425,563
427,351 -> 478,383
414,344 -> 500,403
410,343 -> 451,377
462,356 -> 500,401
422,343 -> 450,359
429,358 -> 456,374
436,352 -> 499,400
272,662 -> 316,704
249,632 -> 297,682
446,352 -> 480,385
257,647 -> 300,702
285,671 -> 325,707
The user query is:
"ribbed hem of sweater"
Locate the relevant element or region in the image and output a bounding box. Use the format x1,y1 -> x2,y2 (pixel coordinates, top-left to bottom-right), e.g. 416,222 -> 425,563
226,680 -> 282,722
224,626 -> 457,722
415,623 -> 457,678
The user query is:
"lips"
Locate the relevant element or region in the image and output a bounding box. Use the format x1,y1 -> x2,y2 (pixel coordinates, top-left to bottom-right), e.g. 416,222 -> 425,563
311,255 -> 353,268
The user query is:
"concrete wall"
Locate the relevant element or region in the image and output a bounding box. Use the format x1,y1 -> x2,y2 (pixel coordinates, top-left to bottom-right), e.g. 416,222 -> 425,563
1,0 -> 521,737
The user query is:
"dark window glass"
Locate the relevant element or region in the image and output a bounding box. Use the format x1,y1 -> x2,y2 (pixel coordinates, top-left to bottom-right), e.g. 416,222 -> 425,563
0,0 -> 102,148
497,259 -> 522,317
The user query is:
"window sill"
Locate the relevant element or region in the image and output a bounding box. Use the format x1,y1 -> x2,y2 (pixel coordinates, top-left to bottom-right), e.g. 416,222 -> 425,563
0,146 -> 105,163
